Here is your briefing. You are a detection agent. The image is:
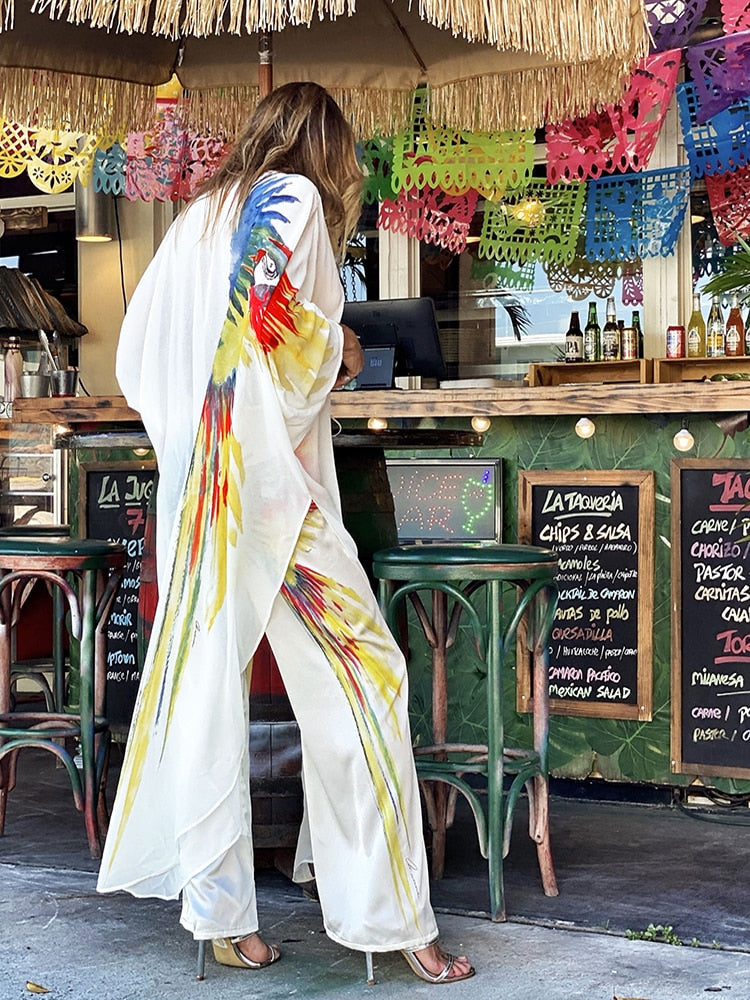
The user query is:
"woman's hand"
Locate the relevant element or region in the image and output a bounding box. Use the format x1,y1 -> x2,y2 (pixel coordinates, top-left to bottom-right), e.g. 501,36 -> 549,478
334,324 -> 365,389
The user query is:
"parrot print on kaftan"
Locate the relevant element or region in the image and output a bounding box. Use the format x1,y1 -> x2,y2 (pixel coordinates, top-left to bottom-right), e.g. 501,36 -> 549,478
97,173 -> 427,941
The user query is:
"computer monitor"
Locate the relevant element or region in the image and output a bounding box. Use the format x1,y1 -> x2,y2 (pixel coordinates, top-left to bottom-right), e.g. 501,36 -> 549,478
342,297 -> 446,381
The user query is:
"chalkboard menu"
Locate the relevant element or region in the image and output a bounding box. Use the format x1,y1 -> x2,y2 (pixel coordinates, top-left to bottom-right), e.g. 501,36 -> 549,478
518,470 -> 654,720
671,459 -> 750,778
81,461 -> 156,730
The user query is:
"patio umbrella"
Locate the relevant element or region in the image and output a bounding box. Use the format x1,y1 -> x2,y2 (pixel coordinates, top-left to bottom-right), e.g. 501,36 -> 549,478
0,1 -> 650,138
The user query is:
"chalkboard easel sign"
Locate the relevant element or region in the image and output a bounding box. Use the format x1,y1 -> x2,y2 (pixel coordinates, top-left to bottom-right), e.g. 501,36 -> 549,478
80,461 -> 156,730
518,470 -> 654,721
671,459 -> 750,779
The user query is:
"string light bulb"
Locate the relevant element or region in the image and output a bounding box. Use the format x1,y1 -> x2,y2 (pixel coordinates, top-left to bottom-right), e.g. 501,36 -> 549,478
367,416 -> 388,431
575,417 -> 596,439
471,415 -> 492,433
673,420 -> 695,452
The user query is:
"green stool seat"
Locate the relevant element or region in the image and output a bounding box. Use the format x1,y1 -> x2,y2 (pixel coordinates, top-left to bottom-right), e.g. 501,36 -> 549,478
373,541 -> 559,921
0,537 -> 127,859
374,542 -> 558,576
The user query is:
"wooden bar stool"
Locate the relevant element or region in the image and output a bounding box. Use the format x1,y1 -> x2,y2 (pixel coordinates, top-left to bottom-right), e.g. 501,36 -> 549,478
0,525 -> 72,713
0,537 -> 126,859
373,542 -> 559,921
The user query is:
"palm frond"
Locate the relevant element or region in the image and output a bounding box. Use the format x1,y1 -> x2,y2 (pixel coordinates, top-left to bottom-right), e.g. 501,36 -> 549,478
703,235 -> 750,297
503,300 -> 531,341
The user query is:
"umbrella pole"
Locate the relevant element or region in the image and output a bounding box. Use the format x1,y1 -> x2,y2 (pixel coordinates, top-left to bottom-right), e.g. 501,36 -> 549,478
259,30 -> 273,98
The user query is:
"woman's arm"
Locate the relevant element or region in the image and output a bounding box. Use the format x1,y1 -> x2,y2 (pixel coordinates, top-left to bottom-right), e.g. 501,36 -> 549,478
333,324 -> 365,388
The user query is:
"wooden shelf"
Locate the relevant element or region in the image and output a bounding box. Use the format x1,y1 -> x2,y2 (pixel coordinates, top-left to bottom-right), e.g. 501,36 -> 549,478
653,356 -> 750,383
12,384 -> 750,429
528,360 -> 652,387
12,395 -> 141,426
330,384 -> 750,417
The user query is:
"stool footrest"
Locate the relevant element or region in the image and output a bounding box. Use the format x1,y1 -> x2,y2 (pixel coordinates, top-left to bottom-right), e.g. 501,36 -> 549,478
414,743 -> 542,775
0,712 -> 108,739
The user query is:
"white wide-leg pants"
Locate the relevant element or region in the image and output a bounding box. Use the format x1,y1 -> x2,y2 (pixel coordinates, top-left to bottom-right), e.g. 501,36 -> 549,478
181,507 -> 438,952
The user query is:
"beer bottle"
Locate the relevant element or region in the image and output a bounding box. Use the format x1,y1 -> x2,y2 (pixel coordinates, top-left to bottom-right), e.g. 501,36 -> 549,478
564,310 -> 583,362
583,301 -> 600,362
601,296 -> 620,361
632,310 -> 644,358
686,292 -> 706,358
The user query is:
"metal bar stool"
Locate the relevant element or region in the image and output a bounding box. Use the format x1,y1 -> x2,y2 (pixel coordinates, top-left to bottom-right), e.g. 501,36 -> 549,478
373,542 -> 559,921
0,537 -> 126,859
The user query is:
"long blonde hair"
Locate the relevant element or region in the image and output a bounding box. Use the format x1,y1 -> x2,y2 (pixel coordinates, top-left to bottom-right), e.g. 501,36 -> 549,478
199,82 -> 363,262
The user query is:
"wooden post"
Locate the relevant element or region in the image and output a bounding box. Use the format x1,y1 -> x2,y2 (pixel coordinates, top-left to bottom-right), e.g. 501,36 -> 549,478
259,30 -> 273,98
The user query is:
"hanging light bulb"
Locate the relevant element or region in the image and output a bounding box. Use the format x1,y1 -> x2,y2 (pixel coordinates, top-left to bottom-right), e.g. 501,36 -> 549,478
367,416 -> 388,431
575,417 -> 596,439
471,415 -> 492,433
673,420 -> 695,452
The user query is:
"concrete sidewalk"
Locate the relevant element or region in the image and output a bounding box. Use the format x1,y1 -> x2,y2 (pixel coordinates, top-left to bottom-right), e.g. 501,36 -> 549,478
2,750 -> 749,999
1,859 -> 748,1000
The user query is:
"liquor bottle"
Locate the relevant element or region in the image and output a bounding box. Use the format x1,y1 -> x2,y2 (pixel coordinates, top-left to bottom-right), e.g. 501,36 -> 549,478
601,296 -> 620,360
725,292 -> 744,357
686,292 -> 706,358
564,310 -> 583,362
583,301 -> 600,362
3,337 -> 23,403
632,310 -> 644,359
706,294 -> 725,358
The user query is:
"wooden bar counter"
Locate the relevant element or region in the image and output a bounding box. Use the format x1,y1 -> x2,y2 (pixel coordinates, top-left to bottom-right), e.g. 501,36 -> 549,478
12,384 -> 750,792
11,380 -> 750,426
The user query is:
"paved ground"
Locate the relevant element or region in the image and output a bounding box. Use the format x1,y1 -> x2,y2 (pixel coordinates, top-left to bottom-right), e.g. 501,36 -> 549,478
1,860 -> 749,1000
1,750 -> 749,999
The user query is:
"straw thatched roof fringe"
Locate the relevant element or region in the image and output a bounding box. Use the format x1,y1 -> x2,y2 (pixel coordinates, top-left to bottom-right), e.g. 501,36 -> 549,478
0,55 -> 637,141
419,0 -> 649,60
232,0 -> 355,35
177,85 -> 259,137
0,67 -> 158,137
182,62 -> 635,140
31,0 -> 358,35
27,0 -> 650,64
177,84 -> 414,140
0,0 -> 649,138
29,0 -> 355,36
429,59 -> 637,132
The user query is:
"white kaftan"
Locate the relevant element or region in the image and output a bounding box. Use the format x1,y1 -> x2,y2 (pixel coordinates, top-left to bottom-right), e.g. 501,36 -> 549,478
97,171 -> 437,952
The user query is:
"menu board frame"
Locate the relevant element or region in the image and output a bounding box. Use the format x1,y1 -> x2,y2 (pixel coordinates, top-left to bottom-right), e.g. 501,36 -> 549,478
671,458 -> 750,779
79,459 -> 156,729
518,469 -> 654,720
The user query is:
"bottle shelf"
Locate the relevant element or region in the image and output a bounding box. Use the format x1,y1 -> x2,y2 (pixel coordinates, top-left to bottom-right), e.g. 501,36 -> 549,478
527,360 -> 652,387
652,356 -> 750,383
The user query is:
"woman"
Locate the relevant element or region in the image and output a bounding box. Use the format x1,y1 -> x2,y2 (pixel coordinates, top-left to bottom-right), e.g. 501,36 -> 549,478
97,82 -> 474,985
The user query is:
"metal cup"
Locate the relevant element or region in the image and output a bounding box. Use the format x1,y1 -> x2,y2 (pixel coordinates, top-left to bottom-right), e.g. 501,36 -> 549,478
19,373 -> 50,397
49,369 -> 78,397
